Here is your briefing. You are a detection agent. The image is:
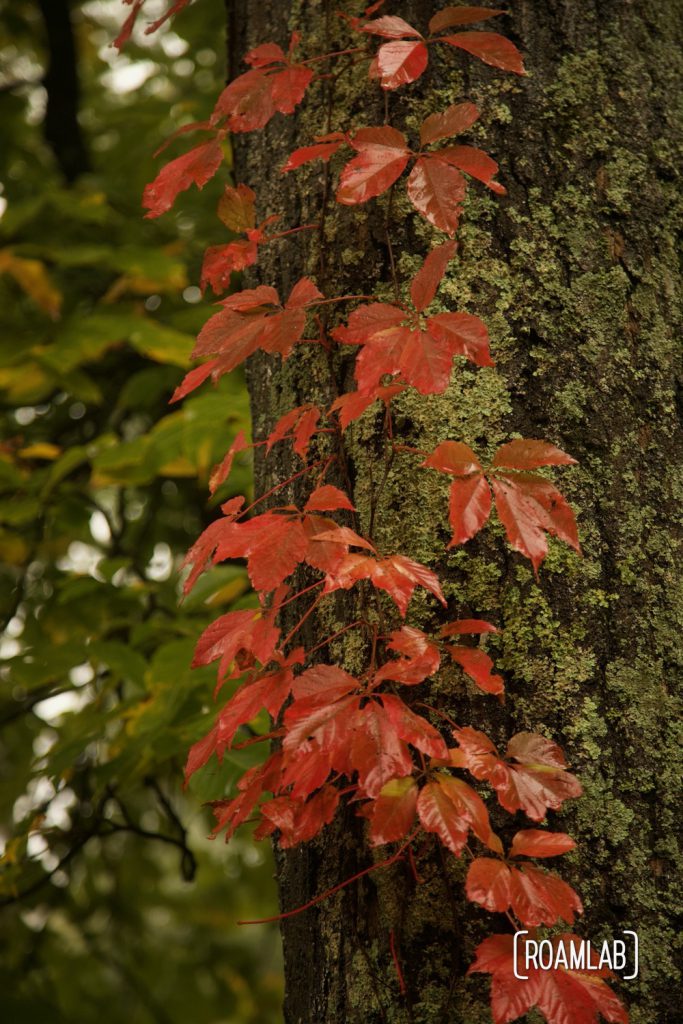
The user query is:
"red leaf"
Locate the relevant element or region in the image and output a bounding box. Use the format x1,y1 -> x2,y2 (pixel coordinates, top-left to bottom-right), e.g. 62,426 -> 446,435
410,239 -> 458,312
184,724 -> 219,783
417,778 -> 469,855
211,751 -> 284,839
258,786 -> 340,847
329,383 -> 406,429
491,473 -> 580,573
312,527 -> 376,556
492,439 -> 578,470
209,429 -> 249,495
454,727 -> 583,822
348,700 -> 414,797
216,665 -> 295,748
283,693 -> 359,755
439,144 -> 506,194
323,552 -> 445,616
466,860 -> 582,926
244,42 -> 285,67
442,31 -> 525,75
420,101 -> 480,146
266,404 -> 321,461
429,7 -> 504,34
396,324 -> 456,394
363,776 -> 418,845
426,311 -> 494,366
192,607 -> 279,681
303,516 -> 356,575
180,498 -> 244,593
217,183 -> 256,231
417,774 -> 497,854
143,140 -> 223,218
304,484 -> 356,513
280,743 -> 333,799
370,40 -> 429,90
192,278 -> 318,378
362,15 -> 422,38
286,276 -> 323,308
336,126 -> 410,205
448,474 -> 492,545
423,440 -> 481,476
406,156 -> 467,235
509,829 -> 576,859
448,645 -> 504,695
171,359 -> 219,403
466,857 -> 511,912
381,694 -> 448,760
506,732 -> 568,768
282,138 -> 345,172
349,319 -> 459,395
509,864 -> 583,926
373,625 -> 440,686
440,618 -> 498,636
271,66 -> 314,115
332,301 -> 405,347
212,69 -> 275,131
200,240 -> 258,294
290,664 -> 359,704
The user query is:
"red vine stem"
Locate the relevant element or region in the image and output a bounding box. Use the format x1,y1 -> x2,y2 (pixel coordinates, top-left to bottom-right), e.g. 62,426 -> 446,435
237,830 -> 419,925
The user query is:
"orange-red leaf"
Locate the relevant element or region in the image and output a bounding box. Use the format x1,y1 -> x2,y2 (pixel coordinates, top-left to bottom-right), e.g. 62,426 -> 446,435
363,776 -> 418,845
448,474 -> 492,545
466,857 -> 511,912
426,311 -> 494,366
441,618 -> 497,636
442,31 -> 525,75
492,439 -> 578,470
448,645 -> 504,695
423,440 -> 481,476
370,40 -> 429,90
143,140 -> 223,218
282,137 -> 346,171
428,7 -> 504,34
209,429 -> 249,495
410,239 -> 458,312
407,156 -> 467,235
373,625 -> 440,686
362,15 -> 422,38
509,829 -> 576,859
304,484 -> 356,513
439,144 -> 506,194
420,101 -> 480,146
336,126 -> 410,204
200,240 -> 258,294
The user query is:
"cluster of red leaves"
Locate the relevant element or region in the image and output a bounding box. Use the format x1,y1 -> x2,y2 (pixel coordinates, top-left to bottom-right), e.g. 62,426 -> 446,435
123,2 -> 629,1021
423,438 -> 582,572
200,184 -> 280,294
363,11 -> 524,90
470,933 -> 629,1024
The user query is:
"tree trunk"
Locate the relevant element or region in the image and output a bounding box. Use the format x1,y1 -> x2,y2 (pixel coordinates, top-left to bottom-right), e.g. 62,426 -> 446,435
227,2 -> 682,1022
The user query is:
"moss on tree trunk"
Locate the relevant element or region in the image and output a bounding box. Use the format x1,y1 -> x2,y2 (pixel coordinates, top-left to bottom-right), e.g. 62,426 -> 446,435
227,2 -> 682,1021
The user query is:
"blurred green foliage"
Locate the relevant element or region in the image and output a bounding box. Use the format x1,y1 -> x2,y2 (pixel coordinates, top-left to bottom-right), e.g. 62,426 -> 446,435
0,2 -> 282,1021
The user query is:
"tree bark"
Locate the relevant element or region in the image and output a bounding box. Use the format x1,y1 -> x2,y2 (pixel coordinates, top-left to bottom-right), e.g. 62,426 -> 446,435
227,2 -> 682,1022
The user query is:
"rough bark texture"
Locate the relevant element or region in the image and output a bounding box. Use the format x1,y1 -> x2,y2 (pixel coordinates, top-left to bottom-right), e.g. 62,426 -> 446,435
227,2 -> 682,1022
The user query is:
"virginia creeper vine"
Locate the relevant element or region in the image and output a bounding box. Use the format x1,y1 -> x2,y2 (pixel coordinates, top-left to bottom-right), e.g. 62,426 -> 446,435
116,2 -> 630,1021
